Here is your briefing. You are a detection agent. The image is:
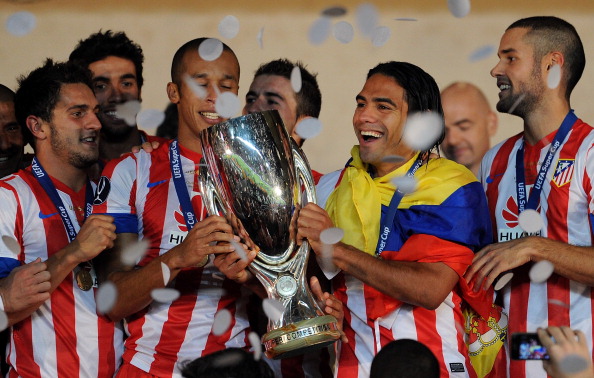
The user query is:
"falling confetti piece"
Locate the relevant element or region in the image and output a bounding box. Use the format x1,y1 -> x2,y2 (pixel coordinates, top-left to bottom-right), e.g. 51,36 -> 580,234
161,262 -> 171,286
151,288 -> 180,302
402,112 -> 443,151
381,155 -> 406,163
508,93 -> 526,114
308,17 -> 331,45
529,260 -> 554,283
212,308 -> 232,335
198,38 -> 224,61
295,117 -> 322,140
136,109 -> 166,129
448,0 -> 471,18
559,354 -> 589,374
211,349 -> 245,368
322,6 -> 347,17
391,176 -> 417,194
230,240 -> 248,262
518,209 -> 544,234
394,17 -> 418,22
356,3 -> 379,38
96,281 -> 118,314
218,15 -> 240,39
262,298 -> 285,322
6,11 -> 36,37
120,239 -> 149,266
469,45 -> 496,62
290,65 -> 302,93
183,74 -> 207,99
257,27 -> 264,49
0,311 -> 8,332
548,299 -> 569,308
320,228 -> 344,245
333,21 -> 354,44
547,64 -> 561,89
371,26 -> 391,47
2,235 -> 20,255
494,272 -> 513,291
248,332 -> 262,360
115,100 -> 141,126
215,92 -> 241,119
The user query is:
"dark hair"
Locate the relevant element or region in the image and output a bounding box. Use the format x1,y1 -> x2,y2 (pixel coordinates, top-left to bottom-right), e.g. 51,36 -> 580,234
156,102 -> 178,139
370,339 -> 440,378
367,61 -> 445,150
15,59 -> 93,145
507,16 -> 585,100
69,30 -> 144,89
254,59 -> 322,119
0,84 -> 15,103
171,37 -> 238,87
180,348 -> 274,378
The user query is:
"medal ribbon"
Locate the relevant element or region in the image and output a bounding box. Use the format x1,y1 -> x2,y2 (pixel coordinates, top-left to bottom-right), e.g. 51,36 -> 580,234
515,110 -> 577,213
169,140 -> 197,231
375,153 -> 424,256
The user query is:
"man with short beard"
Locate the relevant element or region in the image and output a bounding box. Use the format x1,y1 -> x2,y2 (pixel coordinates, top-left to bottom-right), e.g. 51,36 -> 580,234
465,16 -> 594,378
0,59 -> 122,376
69,30 -> 164,163
0,84 -> 30,178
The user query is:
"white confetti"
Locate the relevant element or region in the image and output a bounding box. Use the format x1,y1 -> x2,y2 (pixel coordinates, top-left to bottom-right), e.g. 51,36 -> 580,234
320,227 -> 344,245
0,311 -> 8,332
333,21 -> 354,44
529,260 -> 554,284
198,38 -> 224,62
448,0 -> 471,18
518,209 -> 544,234
136,109 -> 166,129
218,15 -> 240,39
322,6 -> 347,17
230,240 -> 248,262
120,239 -> 149,266
356,3 -> 379,38
183,73 -> 207,99
548,299 -> 569,308
295,117 -> 322,140
151,288 -> 180,303
371,26 -> 391,47
212,308 -> 232,336
2,235 -> 20,255
508,93 -> 526,114
96,281 -> 118,314
402,111 -> 443,151
257,27 -> 264,49
115,100 -> 141,126
290,65 -> 302,93
547,64 -> 561,89
248,332 -> 262,360
215,92 -> 241,119
469,45 -> 496,62
559,354 -> 589,374
381,155 -> 406,163
391,176 -> 417,194
6,11 -> 36,37
494,272 -> 514,291
262,298 -> 285,322
161,262 -> 171,286
212,350 -> 244,368
308,17 -> 331,45
394,17 -> 418,22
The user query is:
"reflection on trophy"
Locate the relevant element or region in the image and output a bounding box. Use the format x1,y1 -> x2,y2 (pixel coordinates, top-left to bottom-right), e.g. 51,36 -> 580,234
198,110 -> 340,359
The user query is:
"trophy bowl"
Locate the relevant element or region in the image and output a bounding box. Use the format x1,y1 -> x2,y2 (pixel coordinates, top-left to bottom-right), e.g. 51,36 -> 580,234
198,110 -> 340,359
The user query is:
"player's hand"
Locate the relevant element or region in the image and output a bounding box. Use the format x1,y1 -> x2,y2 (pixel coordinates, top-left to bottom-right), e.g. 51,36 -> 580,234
72,215 -> 117,263
0,258 -> 51,312
130,140 -> 160,155
310,276 -> 347,343
296,203 -> 335,255
538,327 -> 594,378
213,243 -> 257,284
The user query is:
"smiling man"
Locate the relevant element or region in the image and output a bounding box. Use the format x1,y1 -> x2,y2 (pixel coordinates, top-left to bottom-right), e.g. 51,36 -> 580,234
297,61 -> 492,377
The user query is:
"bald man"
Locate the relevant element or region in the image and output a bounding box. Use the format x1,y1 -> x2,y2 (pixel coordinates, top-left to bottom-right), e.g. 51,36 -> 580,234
441,82 -> 498,176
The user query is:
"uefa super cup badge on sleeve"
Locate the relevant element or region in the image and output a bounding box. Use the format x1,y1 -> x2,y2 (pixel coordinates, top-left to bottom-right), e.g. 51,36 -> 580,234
198,110 -> 340,359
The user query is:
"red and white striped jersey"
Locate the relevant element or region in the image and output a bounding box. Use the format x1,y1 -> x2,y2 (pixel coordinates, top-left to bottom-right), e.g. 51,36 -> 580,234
480,118 -> 594,378
93,140 -> 250,377
0,168 -> 124,378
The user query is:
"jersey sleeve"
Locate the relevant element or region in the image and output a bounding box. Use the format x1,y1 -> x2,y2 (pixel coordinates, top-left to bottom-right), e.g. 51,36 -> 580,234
92,155 -> 139,234
0,183 -> 23,278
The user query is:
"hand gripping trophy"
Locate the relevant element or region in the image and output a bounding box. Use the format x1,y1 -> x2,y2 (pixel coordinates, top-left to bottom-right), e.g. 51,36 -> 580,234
198,110 -> 340,359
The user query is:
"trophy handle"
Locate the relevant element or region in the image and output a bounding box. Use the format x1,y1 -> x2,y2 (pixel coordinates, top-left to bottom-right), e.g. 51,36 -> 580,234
197,159 -> 224,217
291,140 -> 317,206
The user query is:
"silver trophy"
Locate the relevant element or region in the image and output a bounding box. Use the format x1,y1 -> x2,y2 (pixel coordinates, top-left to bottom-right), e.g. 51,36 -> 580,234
198,110 -> 340,359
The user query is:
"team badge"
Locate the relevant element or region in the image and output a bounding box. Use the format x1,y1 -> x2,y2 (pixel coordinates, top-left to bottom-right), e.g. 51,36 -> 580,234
552,159 -> 574,187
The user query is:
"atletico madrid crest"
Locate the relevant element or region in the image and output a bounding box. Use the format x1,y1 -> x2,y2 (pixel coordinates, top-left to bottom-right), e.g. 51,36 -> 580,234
552,159 -> 575,187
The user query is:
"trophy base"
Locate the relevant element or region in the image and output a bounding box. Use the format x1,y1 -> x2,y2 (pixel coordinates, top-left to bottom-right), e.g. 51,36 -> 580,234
262,315 -> 341,360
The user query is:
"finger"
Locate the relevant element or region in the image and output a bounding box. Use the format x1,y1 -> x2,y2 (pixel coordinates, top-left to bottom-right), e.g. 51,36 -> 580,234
575,330 -> 587,347
309,276 -> 324,301
537,328 -> 555,349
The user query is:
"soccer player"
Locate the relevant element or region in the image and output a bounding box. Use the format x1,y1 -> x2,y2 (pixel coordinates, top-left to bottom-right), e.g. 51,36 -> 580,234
0,59 -> 122,376
465,16 -> 594,378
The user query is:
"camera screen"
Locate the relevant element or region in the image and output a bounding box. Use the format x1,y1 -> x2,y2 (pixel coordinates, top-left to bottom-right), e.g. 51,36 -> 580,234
513,333 -> 549,360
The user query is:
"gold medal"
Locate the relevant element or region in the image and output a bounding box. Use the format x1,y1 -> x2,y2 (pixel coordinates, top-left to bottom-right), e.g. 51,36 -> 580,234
195,255 -> 209,268
76,269 -> 93,291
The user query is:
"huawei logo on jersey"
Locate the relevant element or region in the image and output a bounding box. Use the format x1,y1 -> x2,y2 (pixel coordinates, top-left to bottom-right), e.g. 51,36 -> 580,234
174,207 -> 188,232
502,196 -> 520,228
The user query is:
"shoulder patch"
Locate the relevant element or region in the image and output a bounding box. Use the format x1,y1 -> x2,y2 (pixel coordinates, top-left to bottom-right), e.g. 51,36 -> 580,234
93,176 -> 111,205
552,159 -> 574,187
